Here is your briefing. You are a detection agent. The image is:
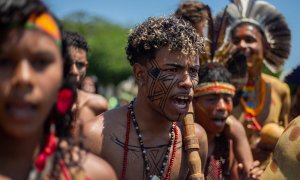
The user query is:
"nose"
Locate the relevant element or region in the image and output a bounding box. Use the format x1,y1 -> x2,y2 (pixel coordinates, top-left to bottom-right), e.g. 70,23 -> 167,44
216,98 -> 227,116
237,39 -> 248,50
12,60 -> 33,88
178,71 -> 193,89
69,63 -> 79,75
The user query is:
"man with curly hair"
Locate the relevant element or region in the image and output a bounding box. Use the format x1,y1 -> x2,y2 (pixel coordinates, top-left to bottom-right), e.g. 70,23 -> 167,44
83,16 -> 208,179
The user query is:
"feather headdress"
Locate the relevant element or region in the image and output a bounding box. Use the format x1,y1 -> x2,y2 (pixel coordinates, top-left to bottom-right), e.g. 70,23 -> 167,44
204,5 -> 237,64
216,0 -> 291,72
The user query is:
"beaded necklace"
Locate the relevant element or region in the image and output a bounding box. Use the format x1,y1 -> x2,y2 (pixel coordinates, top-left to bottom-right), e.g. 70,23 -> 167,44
240,78 -> 266,131
205,133 -> 230,180
122,100 -> 178,180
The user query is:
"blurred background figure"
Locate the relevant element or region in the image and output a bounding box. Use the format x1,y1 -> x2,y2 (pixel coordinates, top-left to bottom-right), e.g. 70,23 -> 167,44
0,0 -> 116,179
63,31 -> 108,131
284,64 -> 300,120
80,75 -> 99,94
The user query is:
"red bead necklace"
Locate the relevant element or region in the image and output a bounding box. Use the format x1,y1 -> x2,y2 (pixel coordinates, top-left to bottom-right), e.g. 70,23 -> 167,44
121,100 -> 178,180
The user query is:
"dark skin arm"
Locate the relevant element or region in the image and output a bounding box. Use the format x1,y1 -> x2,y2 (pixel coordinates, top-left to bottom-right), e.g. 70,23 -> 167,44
225,115 -> 253,176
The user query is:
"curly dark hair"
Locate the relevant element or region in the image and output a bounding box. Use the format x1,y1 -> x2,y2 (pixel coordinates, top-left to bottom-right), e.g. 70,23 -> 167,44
174,0 -> 208,28
62,30 -> 89,53
198,63 -> 232,84
126,16 -> 204,66
0,0 -> 84,178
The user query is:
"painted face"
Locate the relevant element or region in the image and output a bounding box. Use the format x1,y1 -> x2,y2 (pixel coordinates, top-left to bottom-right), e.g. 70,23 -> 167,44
68,47 -> 88,86
0,29 -> 63,138
231,24 -> 264,78
193,93 -> 233,134
145,47 -> 200,122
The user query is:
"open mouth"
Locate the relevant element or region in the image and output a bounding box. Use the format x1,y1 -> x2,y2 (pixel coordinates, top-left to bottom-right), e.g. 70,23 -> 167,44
6,102 -> 38,122
212,117 -> 226,126
173,95 -> 191,110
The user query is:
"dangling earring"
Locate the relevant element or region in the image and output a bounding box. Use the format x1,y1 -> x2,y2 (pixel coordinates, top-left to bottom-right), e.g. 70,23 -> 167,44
34,120 -> 57,172
56,88 -> 74,114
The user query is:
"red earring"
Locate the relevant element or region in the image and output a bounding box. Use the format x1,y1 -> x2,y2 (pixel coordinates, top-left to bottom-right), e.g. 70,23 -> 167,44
35,122 -> 57,171
56,88 -> 74,114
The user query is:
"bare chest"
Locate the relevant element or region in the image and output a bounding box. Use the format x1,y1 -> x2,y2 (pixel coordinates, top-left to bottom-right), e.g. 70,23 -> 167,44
101,132 -> 188,180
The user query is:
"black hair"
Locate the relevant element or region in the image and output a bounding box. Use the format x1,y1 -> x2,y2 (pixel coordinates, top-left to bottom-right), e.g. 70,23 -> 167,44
62,30 -> 89,53
198,63 -> 232,84
284,65 -> 300,95
0,0 -> 47,25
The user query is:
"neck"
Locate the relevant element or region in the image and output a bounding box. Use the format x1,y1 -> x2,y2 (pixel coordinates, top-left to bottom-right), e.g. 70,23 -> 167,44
0,130 -> 43,179
133,97 -> 173,141
206,131 -> 216,143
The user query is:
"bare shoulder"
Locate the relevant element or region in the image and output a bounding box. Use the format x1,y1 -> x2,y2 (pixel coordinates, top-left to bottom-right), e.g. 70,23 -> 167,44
226,115 -> 245,135
82,152 -> 117,180
83,106 -> 128,155
262,73 -> 289,96
194,123 -> 207,141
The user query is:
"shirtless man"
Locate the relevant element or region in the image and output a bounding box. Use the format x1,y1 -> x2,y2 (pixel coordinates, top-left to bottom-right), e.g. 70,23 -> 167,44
217,0 -> 291,168
63,31 -> 108,124
83,16 -> 208,179
193,63 -> 262,179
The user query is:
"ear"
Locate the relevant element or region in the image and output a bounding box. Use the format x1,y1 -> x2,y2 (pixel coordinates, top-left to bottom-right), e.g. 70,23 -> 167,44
133,63 -> 147,86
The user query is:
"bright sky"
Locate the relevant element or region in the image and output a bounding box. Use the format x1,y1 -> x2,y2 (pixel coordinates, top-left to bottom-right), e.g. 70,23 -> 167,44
44,0 -> 300,74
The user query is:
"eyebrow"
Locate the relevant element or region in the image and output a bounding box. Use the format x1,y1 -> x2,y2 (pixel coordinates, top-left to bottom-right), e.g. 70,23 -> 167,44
33,51 -> 55,61
165,63 -> 184,68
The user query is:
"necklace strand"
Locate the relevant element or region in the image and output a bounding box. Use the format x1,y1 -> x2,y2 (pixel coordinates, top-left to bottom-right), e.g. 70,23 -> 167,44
122,100 -> 177,180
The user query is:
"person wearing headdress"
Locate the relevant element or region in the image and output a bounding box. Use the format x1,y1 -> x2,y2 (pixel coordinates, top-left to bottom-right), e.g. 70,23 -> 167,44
193,63 -> 263,179
215,0 -> 291,168
82,16 -> 208,179
0,0 -> 117,179
175,1 -> 257,176
284,65 -> 300,121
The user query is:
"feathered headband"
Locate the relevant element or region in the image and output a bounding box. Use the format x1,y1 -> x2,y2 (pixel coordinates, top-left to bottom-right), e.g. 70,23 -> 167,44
200,4 -> 237,65
216,0 -> 291,72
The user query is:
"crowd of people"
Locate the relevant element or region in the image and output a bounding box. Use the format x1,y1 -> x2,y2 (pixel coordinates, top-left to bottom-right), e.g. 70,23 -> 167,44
0,0 -> 299,179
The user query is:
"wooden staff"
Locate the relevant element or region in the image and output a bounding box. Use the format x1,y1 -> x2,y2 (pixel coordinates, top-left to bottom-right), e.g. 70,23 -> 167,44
183,103 -> 204,180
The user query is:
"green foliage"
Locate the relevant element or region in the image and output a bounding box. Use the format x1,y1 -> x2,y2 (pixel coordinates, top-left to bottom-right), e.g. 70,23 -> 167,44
61,11 -> 132,85
262,63 -> 282,79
